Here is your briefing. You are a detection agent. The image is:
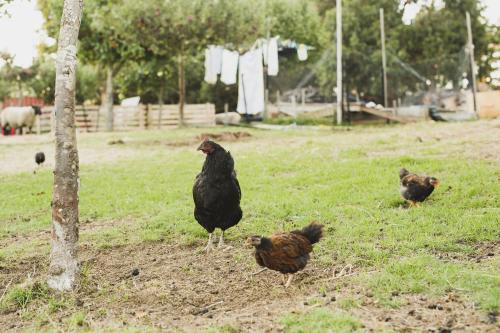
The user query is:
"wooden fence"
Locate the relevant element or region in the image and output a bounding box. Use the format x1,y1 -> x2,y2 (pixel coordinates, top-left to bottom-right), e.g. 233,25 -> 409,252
37,104 -> 215,133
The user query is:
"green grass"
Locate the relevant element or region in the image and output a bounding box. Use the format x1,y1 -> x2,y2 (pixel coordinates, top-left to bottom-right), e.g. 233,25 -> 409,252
280,309 -> 363,333
365,255 -> 500,311
0,124 -> 499,318
0,281 -> 49,312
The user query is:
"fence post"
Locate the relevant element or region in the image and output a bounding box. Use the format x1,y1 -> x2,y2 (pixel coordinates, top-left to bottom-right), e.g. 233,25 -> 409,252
224,103 -> 229,126
36,115 -> 41,135
139,104 -> 146,130
50,109 -> 55,134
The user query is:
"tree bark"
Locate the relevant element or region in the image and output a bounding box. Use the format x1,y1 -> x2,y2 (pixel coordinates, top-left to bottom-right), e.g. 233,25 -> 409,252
105,66 -> 114,131
178,52 -> 185,127
48,0 -> 83,292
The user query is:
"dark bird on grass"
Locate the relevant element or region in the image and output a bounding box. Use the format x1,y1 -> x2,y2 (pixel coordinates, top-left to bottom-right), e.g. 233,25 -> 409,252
35,152 -> 45,166
247,222 -> 324,288
34,152 -> 46,174
193,139 -> 242,253
399,168 -> 439,206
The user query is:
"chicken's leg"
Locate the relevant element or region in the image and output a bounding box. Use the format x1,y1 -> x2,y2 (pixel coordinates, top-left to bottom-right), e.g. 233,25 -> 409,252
284,274 -> 294,288
218,231 -> 225,248
205,233 -> 214,253
281,274 -> 287,285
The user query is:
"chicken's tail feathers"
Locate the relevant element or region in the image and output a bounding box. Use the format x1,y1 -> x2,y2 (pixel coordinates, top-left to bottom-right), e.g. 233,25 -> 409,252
298,222 -> 324,244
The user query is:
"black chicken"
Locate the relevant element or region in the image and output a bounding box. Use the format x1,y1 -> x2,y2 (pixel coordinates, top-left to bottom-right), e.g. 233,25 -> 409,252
399,168 -> 439,206
193,139 -> 242,253
247,222 -> 324,287
35,152 -> 45,166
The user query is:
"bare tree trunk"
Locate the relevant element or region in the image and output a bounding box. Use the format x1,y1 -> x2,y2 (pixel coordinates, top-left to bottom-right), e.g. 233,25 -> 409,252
178,52 -> 185,127
48,0 -> 83,292
105,67 -> 114,131
17,81 -> 23,106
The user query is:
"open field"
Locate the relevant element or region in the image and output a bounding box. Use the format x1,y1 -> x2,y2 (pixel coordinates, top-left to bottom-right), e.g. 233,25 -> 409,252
0,120 -> 499,332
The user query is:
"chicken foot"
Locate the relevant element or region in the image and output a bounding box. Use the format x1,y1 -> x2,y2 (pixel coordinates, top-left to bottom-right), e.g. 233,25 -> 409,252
218,231 -> 225,248
284,274 -> 294,288
205,233 -> 214,253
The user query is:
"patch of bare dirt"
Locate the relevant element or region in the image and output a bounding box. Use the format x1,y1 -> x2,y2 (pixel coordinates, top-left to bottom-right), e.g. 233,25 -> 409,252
431,241 -> 499,264
198,131 -> 252,142
1,241 -> 498,332
126,131 -> 253,148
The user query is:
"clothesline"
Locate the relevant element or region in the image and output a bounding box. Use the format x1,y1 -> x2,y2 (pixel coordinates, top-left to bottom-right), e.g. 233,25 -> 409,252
204,36 -> 313,115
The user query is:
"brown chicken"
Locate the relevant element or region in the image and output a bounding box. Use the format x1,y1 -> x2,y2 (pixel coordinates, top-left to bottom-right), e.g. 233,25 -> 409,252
247,222 -> 324,287
399,168 -> 439,206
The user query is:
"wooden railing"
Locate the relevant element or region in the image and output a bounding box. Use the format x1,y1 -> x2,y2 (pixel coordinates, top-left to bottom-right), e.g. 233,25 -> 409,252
36,104 -> 215,133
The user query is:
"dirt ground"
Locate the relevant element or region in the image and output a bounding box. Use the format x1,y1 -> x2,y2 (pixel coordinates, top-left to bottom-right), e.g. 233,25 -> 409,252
1,239 -> 498,332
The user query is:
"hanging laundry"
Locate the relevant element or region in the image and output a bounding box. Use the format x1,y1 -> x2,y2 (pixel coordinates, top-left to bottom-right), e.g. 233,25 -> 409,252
267,37 -> 279,76
220,49 -> 239,85
204,45 -> 223,84
204,49 -> 216,84
237,49 -> 265,115
297,44 -> 308,61
261,39 -> 269,65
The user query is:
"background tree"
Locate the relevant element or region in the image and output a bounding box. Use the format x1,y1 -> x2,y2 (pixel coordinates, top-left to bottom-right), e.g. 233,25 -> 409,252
117,0 -> 264,124
48,0 -> 83,291
39,0 -> 143,130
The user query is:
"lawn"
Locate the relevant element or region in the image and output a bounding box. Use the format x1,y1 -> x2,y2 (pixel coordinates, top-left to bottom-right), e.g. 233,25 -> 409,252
0,120 -> 498,332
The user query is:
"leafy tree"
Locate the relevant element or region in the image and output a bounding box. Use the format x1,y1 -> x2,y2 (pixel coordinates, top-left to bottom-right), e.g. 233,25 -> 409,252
39,0 -> 143,130
316,0 -> 494,106
116,0 -> 264,124
0,52 -> 36,103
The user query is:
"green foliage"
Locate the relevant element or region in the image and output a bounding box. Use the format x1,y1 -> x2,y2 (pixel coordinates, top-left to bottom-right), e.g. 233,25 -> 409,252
29,0 -> 497,107
317,0 -> 495,103
280,309 -> 363,333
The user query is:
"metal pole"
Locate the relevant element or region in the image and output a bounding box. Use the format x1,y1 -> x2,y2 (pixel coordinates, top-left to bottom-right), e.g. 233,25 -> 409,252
380,8 -> 388,109
224,103 -> 229,126
263,16 -> 270,121
336,0 -> 342,125
466,12 -> 479,115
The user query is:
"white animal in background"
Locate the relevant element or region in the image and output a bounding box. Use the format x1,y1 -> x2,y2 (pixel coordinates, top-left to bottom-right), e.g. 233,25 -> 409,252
0,106 -> 42,135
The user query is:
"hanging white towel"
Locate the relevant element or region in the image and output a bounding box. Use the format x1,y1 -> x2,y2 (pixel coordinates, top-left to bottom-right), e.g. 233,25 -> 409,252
261,39 -> 268,65
221,49 -> 239,85
237,49 -> 265,115
204,48 -> 217,84
297,44 -> 308,61
212,46 -> 223,74
204,45 -> 223,84
267,37 -> 279,76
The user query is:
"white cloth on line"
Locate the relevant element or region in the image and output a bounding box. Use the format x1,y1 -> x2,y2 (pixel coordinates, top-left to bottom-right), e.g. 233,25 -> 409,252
204,45 -> 223,84
220,49 -> 239,85
267,37 -> 279,76
261,39 -> 268,65
297,44 -> 308,61
237,49 -> 265,115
